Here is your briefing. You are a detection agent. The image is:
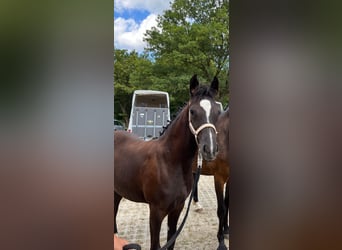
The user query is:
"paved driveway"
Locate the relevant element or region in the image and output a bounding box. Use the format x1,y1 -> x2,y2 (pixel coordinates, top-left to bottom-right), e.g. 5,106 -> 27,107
115,176 -> 229,250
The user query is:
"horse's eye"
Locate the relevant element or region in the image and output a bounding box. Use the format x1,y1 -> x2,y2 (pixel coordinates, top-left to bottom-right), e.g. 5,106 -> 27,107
190,109 -> 195,115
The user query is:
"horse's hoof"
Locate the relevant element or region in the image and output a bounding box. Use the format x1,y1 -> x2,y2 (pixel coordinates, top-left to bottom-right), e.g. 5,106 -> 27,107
217,243 -> 228,250
193,201 -> 204,213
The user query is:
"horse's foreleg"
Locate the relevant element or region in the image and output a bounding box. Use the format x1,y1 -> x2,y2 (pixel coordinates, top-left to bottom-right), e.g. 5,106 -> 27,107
223,179 -> 229,236
149,205 -> 167,250
114,191 -> 122,234
167,203 -> 184,250
214,177 -> 228,250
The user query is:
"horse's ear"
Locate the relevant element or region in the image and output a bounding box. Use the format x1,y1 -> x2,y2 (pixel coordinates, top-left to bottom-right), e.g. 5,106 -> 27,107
210,76 -> 219,96
190,74 -> 199,96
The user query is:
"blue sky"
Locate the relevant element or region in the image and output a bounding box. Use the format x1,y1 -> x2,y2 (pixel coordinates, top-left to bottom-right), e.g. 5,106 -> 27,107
115,9 -> 150,23
114,0 -> 173,52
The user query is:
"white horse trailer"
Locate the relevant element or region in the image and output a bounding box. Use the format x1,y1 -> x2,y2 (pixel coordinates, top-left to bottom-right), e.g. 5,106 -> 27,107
127,90 -> 170,140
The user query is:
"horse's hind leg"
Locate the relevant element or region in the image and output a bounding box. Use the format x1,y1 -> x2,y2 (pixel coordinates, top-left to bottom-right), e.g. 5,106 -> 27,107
114,191 -> 122,233
214,176 -> 228,250
149,205 -> 167,250
223,179 -> 229,236
167,202 -> 184,250
193,172 -> 199,202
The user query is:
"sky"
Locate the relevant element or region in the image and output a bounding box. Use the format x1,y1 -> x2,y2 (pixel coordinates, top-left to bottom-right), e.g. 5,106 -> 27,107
114,0 -> 173,52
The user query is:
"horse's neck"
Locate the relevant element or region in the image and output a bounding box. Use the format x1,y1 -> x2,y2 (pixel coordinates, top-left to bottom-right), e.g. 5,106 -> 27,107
161,106 -> 197,162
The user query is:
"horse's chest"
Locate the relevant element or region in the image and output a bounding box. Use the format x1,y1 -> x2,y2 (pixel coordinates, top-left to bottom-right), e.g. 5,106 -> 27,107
157,171 -> 192,210
170,180 -> 189,198
143,157 -> 193,210
158,187 -> 188,211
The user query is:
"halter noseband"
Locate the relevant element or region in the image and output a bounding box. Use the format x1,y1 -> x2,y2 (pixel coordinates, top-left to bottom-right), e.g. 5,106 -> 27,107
188,109 -> 218,146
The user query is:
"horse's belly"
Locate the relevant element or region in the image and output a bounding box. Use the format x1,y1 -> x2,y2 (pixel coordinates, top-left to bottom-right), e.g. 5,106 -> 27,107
114,180 -> 146,203
118,191 -> 146,203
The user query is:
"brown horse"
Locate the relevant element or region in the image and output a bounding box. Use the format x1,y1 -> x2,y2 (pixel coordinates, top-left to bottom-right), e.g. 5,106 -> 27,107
192,108 -> 230,250
114,75 -> 221,250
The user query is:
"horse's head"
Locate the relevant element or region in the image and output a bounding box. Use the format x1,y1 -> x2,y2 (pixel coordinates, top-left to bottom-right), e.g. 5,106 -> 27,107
188,75 -> 221,161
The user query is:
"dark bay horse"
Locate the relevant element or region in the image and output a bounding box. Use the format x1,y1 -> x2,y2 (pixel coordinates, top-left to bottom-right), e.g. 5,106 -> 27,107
114,75 -> 221,250
192,108 -> 230,250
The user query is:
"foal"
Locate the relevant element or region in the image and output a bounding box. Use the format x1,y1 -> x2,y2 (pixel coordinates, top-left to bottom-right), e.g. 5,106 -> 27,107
114,75 -> 221,250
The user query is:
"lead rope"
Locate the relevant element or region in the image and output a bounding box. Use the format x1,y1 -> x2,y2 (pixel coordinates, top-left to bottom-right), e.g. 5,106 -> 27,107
158,152 -> 203,250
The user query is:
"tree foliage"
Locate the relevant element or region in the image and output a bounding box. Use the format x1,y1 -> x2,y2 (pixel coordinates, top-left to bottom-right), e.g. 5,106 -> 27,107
114,0 -> 229,124
144,0 -> 229,81
114,49 -> 154,123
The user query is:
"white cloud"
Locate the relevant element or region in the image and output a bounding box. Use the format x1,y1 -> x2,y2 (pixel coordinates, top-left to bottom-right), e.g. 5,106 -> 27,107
114,0 -> 172,14
114,14 -> 158,52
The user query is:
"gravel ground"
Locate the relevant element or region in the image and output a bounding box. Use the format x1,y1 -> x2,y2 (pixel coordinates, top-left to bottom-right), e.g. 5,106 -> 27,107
115,176 -> 229,250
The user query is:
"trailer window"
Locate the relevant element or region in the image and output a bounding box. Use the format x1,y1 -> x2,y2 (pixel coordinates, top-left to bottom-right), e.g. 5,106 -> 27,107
135,95 -> 168,108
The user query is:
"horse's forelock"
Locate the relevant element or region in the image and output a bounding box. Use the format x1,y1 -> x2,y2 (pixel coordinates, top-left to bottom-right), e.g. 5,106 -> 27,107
191,85 -> 216,101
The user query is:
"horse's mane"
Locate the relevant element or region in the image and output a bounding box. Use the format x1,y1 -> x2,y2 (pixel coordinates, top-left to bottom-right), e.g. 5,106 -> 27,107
159,102 -> 187,137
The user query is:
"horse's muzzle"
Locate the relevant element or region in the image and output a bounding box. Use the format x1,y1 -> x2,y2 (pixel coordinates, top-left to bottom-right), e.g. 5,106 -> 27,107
201,143 -> 219,161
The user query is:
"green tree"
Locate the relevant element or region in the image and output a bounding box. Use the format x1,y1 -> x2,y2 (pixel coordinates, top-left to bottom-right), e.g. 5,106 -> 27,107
114,0 -> 230,123
144,0 -> 229,107
144,0 -> 229,78
114,49 -> 154,124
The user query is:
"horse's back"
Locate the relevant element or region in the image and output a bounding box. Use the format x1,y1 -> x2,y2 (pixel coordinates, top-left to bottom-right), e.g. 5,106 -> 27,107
114,130 -> 137,146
